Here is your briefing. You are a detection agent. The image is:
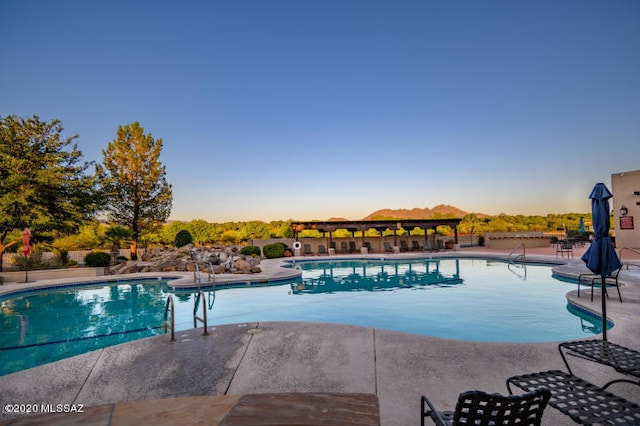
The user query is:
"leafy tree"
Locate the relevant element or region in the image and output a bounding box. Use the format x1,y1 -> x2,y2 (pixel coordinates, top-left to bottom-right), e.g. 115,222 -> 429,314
0,115 -> 100,271
101,122 -> 172,260
269,220 -> 294,238
160,221 -> 189,245
53,222 -> 104,251
187,219 -> 218,244
239,221 -> 270,241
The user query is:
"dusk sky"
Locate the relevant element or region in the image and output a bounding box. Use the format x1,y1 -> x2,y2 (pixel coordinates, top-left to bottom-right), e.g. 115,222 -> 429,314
2,1 -> 639,222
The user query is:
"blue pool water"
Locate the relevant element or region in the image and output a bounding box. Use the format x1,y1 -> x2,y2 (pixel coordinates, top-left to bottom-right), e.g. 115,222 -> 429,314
0,258 -> 605,376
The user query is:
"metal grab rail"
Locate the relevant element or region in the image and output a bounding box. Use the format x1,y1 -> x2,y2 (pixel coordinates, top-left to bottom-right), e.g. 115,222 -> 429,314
164,296 -> 175,341
208,263 -> 216,284
619,247 -> 640,269
507,243 -> 526,263
194,262 -> 216,284
193,291 -> 209,335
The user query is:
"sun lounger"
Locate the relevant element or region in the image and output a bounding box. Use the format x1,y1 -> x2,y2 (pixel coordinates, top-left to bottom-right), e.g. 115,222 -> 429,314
507,370 -> 640,425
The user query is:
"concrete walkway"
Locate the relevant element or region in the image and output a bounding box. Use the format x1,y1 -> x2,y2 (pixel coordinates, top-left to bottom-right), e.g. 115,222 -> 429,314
1,248 -> 639,425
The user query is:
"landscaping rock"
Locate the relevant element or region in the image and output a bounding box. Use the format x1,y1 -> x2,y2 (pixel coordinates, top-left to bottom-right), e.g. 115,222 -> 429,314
107,245 -> 263,276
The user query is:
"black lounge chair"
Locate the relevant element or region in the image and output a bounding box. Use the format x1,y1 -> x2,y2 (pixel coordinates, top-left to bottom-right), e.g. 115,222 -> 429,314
384,242 -> 394,253
421,388 -> 550,426
303,244 -> 313,256
317,245 -> 327,255
411,240 -> 421,251
349,241 -> 357,253
507,370 -> 640,425
400,240 -> 409,252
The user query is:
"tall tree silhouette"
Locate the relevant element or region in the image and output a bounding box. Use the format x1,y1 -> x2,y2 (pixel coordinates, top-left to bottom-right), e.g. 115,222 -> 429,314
101,122 -> 172,260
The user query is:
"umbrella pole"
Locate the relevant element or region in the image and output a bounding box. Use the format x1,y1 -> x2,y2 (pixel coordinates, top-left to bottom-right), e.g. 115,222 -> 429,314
601,276 -> 607,341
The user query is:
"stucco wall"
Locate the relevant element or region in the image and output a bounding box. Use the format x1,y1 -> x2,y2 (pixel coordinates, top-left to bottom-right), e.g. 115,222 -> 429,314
612,170 -> 640,250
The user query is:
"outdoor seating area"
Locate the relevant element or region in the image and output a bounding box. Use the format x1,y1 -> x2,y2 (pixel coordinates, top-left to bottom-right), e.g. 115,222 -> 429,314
506,340 -> 640,425
296,236 -> 454,256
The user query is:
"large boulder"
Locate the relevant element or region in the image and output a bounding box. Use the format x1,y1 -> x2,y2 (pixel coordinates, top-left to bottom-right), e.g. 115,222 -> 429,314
234,259 -> 252,274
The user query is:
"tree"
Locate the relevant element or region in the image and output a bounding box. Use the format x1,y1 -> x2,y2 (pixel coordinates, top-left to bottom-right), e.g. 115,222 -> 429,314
103,225 -> 133,265
0,115 -> 100,271
101,122 -> 172,260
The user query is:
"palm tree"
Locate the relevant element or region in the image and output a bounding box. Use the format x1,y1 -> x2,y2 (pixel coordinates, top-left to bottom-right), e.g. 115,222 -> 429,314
103,225 -> 133,265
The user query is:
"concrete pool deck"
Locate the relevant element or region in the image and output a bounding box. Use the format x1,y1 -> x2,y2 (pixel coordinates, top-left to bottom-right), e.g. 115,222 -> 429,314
0,247 -> 639,425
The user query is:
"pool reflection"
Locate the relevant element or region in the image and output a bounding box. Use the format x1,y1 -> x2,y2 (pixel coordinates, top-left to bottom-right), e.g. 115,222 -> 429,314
290,259 -> 464,294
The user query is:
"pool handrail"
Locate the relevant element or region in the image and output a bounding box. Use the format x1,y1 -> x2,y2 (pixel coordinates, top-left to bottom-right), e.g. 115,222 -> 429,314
619,247 -> 640,270
193,291 -> 209,335
507,243 -> 526,263
164,295 -> 175,341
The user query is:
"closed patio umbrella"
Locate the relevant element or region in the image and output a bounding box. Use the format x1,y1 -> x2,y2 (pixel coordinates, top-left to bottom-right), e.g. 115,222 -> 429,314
581,183 -> 621,341
22,228 -> 32,283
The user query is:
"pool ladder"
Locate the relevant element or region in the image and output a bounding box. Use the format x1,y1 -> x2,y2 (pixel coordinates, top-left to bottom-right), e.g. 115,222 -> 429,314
163,291 -> 209,342
507,243 -> 526,263
163,296 -> 175,341
194,263 -> 216,284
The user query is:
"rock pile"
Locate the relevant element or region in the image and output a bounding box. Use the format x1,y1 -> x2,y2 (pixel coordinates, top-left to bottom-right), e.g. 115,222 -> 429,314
108,244 -> 262,275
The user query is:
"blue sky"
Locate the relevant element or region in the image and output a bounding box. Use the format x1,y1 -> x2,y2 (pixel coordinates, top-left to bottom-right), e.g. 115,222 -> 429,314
2,1 -> 639,222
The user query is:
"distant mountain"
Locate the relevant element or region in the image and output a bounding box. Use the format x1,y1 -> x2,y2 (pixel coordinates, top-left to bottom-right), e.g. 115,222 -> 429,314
362,204 -> 473,220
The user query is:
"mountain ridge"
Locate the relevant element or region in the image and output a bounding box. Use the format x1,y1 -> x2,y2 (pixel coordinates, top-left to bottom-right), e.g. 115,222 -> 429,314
327,204 -> 485,222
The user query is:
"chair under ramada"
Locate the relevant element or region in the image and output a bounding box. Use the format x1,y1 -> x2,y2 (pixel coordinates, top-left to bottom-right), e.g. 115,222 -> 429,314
421,388 -> 551,426
556,240 -> 574,258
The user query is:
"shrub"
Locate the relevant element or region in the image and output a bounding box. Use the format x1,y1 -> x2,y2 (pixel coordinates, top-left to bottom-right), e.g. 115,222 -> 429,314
240,245 -> 261,257
84,251 -> 111,267
175,230 -> 194,247
11,252 -> 59,270
263,243 -> 285,259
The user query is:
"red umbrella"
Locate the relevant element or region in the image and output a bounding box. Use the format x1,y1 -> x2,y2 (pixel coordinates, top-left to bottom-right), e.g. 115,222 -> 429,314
22,228 -> 32,257
22,228 -> 32,283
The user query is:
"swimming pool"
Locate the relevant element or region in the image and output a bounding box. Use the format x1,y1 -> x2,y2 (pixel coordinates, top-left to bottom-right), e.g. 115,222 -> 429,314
0,257 -> 605,376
